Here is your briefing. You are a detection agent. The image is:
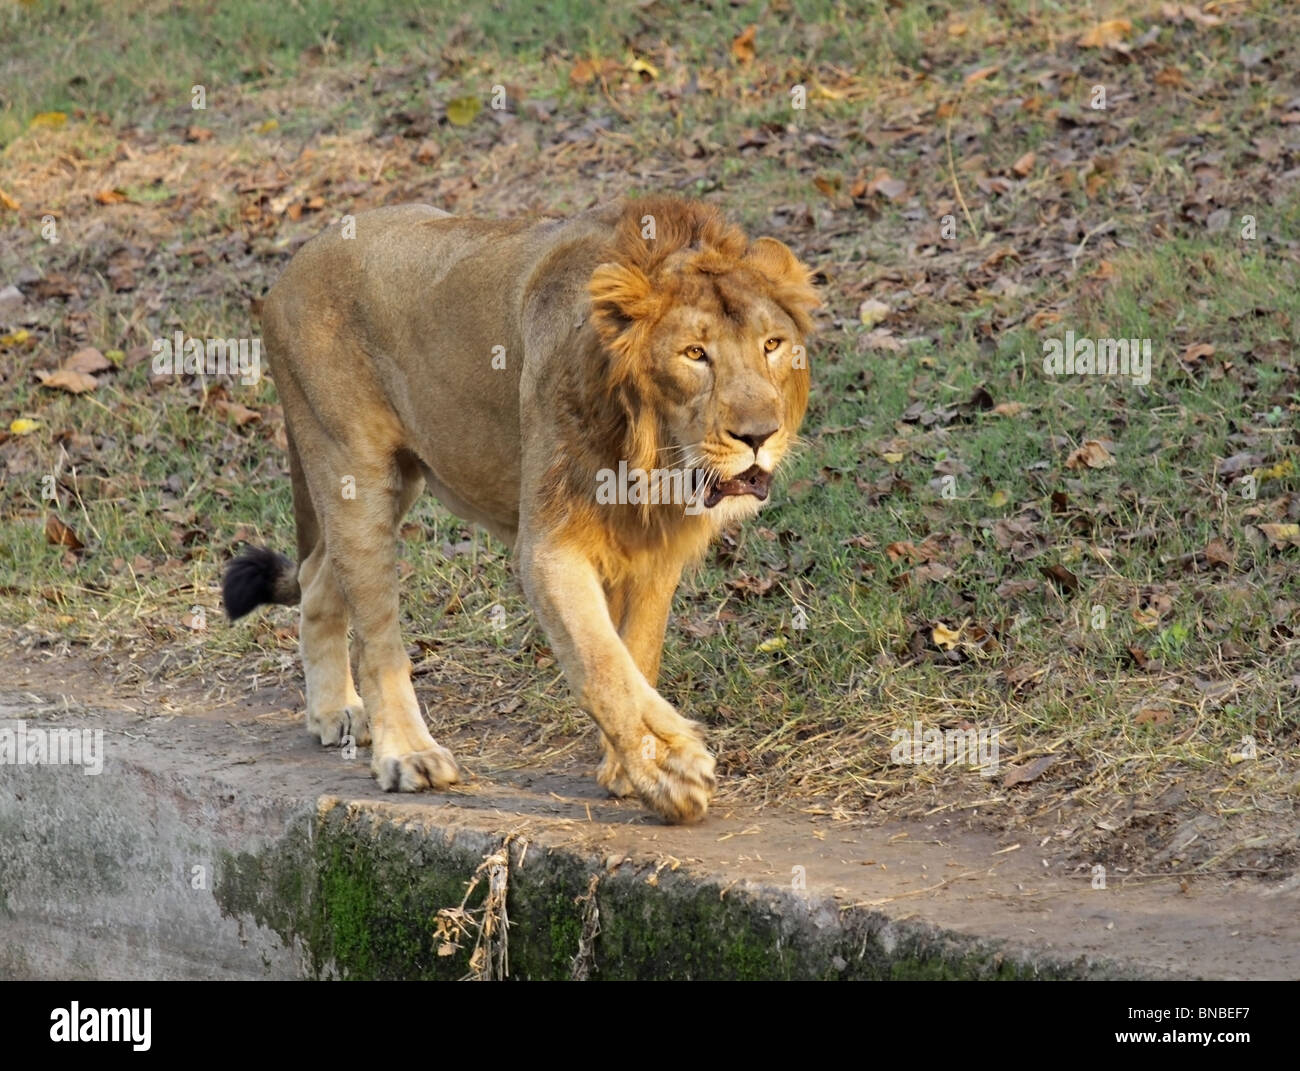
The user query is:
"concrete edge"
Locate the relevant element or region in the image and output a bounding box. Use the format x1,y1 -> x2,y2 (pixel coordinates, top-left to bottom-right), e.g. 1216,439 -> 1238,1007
0,731 -> 1143,979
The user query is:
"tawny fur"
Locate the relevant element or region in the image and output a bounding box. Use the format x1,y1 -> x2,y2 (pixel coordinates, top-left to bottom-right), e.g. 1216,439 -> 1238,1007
235,195 -> 817,823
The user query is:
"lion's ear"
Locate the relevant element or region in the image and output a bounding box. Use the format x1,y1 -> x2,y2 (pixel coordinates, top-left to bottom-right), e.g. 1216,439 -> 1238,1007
589,262 -> 663,345
747,237 -> 821,336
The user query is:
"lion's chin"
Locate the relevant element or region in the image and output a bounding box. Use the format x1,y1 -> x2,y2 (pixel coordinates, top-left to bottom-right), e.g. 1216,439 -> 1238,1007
690,486 -> 767,525
699,494 -> 765,526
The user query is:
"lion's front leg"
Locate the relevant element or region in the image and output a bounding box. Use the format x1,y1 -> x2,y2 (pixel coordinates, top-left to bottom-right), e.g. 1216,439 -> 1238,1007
596,732 -> 637,798
597,569 -> 683,799
520,537 -> 714,823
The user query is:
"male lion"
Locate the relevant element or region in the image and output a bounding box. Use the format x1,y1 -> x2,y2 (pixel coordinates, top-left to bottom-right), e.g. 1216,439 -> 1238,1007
222,196 -> 818,823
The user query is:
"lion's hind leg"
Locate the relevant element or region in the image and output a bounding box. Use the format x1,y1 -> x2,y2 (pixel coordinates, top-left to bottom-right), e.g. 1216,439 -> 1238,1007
298,540 -> 369,748
322,445 -> 458,792
284,433 -> 370,748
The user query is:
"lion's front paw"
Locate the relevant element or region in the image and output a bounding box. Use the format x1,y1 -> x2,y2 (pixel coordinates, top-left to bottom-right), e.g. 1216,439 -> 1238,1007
308,704 -> 371,747
625,722 -> 717,824
596,750 -> 637,798
373,744 -> 461,792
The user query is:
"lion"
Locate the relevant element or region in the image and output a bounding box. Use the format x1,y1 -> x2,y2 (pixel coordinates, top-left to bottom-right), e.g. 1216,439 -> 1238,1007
222,195 -> 818,823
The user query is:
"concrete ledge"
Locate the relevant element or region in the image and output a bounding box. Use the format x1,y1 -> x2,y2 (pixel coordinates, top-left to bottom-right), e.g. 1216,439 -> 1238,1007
2,692 -> 1295,979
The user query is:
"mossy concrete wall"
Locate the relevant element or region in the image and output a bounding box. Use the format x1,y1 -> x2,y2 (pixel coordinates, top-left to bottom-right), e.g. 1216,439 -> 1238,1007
214,800 -> 1070,980
0,710 -> 1114,979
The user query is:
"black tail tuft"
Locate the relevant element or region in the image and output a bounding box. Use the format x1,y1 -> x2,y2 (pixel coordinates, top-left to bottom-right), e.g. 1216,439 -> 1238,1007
222,547 -> 300,620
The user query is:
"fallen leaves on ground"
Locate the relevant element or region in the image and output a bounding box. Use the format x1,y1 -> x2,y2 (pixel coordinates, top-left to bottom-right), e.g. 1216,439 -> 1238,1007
36,367 -> 98,393
1250,523 -> 1300,550
1078,19 -> 1133,49
65,347 -> 110,374
730,25 -> 756,65
45,514 -> 84,549
1003,755 -> 1055,787
1065,439 -> 1115,470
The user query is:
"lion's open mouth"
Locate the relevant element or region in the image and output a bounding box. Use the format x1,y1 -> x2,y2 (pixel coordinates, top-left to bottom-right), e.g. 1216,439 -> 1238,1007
701,465 -> 772,508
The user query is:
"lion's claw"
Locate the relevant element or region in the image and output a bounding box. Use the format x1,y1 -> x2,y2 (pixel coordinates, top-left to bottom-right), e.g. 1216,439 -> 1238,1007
374,745 -> 461,792
308,704 -> 371,747
620,725 -> 716,824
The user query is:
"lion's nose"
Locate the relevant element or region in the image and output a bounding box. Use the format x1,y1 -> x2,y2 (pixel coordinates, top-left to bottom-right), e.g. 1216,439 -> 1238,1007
727,426 -> 778,452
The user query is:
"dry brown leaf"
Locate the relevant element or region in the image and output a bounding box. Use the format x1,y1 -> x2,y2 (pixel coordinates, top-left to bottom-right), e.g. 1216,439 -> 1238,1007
1132,606 -> 1162,629
65,346 -> 110,374
0,188 -> 19,211
215,399 -> 261,427
1203,538 -> 1234,568
45,514 -> 84,550
730,24 -> 757,65
812,174 -> 841,197
995,578 -> 1039,599
866,169 -> 906,200
992,401 -> 1025,417
107,259 -> 136,291
1181,342 -> 1215,363
1161,3 -> 1220,28
1003,755 -> 1055,787
94,189 -> 128,205
912,562 -> 953,584
1065,439 -> 1115,469
726,573 -> 777,597
863,327 -> 903,352
1078,18 -> 1133,48
886,540 -> 925,563
1011,151 -> 1036,177
569,58 -> 598,86
37,368 -> 98,393
1254,523 -> 1300,549
964,64 -> 1001,85
1004,663 -> 1043,688
1039,563 -> 1079,594
1134,707 -> 1173,727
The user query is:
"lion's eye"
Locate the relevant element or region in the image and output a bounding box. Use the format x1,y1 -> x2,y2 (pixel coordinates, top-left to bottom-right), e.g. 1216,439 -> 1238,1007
685,345 -> 709,362
763,337 -> 783,354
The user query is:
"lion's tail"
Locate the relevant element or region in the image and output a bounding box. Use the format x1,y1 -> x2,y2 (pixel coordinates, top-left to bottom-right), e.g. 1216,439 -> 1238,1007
222,547 -> 301,620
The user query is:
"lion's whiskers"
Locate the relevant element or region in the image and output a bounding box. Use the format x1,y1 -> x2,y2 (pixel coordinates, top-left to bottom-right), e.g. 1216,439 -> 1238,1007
656,442 -> 701,470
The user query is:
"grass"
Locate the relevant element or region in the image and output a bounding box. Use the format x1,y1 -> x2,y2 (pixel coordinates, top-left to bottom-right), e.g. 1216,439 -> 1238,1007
1,0 -> 1297,878
0,0 -> 933,146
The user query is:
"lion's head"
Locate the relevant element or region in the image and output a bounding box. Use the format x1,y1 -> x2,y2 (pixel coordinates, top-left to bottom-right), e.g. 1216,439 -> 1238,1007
587,197 -> 819,530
